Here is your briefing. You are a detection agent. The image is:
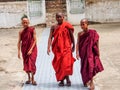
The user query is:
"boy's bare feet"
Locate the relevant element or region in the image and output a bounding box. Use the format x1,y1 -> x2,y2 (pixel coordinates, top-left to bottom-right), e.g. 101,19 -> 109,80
89,80 -> 95,90
85,80 -> 91,87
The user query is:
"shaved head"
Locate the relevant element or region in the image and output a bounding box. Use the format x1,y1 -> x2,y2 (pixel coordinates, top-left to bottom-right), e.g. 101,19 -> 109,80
21,17 -> 29,28
80,18 -> 89,25
56,12 -> 64,25
80,18 -> 89,31
56,12 -> 64,17
22,17 -> 29,22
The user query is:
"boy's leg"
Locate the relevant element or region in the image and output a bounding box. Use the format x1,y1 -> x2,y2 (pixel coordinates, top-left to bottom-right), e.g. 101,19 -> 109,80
31,72 -> 37,85
58,76 -> 66,86
90,79 -> 95,90
58,80 -> 64,86
65,76 -> 71,86
25,72 -> 31,84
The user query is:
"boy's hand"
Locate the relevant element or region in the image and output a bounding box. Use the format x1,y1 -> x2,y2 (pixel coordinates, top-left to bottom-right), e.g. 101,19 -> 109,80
76,52 -> 79,60
47,48 -> 51,55
27,49 -> 32,55
18,52 -> 21,59
72,45 -> 75,52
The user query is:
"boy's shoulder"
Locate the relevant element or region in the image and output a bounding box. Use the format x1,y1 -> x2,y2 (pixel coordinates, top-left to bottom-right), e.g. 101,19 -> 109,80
89,29 -> 97,32
64,21 -> 73,26
89,29 -> 98,34
28,26 -> 35,33
19,29 -> 23,34
29,26 -> 35,30
78,31 -> 84,36
51,24 -> 59,30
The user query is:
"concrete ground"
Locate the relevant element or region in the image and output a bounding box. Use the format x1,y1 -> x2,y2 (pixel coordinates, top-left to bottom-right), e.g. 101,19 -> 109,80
0,23 -> 120,90
22,28 -> 100,90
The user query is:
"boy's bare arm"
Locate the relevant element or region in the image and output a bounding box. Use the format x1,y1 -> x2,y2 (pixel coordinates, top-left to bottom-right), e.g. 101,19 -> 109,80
69,29 -> 75,52
76,33 -> 80,60
47,26 -> 54,55
17,31 -> 22,59
97,40 -> 100,56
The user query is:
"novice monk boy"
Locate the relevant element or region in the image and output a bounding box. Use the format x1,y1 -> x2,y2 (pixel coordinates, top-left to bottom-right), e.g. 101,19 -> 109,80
76,18 -> 104,90
47,12 -> 75,86
17,16 -> 37,85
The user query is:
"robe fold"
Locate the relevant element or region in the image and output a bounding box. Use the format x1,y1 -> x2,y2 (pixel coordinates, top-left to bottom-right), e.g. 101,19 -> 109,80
78,30 -> 104,85
52,22 -> 75,81
21,27 -> 37,74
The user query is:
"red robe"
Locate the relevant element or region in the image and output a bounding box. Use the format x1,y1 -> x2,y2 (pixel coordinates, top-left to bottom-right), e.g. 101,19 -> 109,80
21,26 -> 37,74
78,30 -> 104,85
52,22 -> 75,81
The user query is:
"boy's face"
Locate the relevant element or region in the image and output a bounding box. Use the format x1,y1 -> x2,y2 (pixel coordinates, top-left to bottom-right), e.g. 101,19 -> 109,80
56,14 -> 64,25
80,22 -> 88,31
22,18 -> 29,28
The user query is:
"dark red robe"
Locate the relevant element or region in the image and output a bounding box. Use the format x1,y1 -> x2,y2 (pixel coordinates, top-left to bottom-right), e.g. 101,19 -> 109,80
52,22 -> 75,81
21,26 -> 37,74
78,30 -> 104,85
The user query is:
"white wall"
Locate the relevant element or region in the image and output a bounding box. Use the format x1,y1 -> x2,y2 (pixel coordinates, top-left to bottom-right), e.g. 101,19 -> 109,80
0,1 -> 46,28
86,0 -> 120,23
0,0 -> 120,28
27,0 -> 46,26
0,13 -> 24,28
0,2 -> 27,28
66,0 -> 85,25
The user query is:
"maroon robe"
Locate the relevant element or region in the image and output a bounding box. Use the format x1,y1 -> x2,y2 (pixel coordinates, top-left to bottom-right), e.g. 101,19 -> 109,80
21,26 -> 37,74
52,22 -> 75,81
78,29 -> 104,85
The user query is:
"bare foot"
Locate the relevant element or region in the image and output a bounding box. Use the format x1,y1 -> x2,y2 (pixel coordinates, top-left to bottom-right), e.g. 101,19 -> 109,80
85,80 -> 91,87
90,80 -> 95,90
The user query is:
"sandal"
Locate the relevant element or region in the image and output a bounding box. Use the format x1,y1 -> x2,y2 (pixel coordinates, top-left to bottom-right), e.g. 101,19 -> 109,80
66,81 -> 71,86
25,80 -> 31,84
32,81 -> 37,86
58,81 -> 64,86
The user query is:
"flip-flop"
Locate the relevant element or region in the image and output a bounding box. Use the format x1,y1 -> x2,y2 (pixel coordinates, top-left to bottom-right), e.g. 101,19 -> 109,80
25,80 -> 31,84
66,81 -> 71,86
58,81 -> 64,86
32,81 -> 37,86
